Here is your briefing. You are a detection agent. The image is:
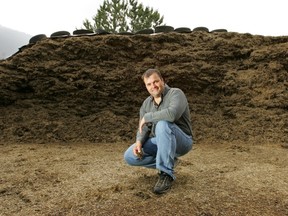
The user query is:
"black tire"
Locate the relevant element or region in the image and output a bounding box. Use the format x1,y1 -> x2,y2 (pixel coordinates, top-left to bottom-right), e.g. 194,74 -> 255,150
95,29 -> 110,35
174,27 -> 192,33
50,31 -> 71,37
211,29 -> 228,33
135,28 -> 154,34
192,27 -> 209,32
73,29 -> 94,35
117,31 -> 134,35
29,34 -> 47,44
18,44 -> 33,53
154,25 -> 174,33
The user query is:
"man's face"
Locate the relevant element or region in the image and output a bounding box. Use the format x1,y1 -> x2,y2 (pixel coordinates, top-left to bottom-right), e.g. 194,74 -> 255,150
143,73 -> 165,98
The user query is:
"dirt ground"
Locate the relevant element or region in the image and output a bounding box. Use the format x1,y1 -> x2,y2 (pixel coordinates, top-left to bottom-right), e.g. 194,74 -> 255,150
0,30 -> 287,215
0,141 -> 287,215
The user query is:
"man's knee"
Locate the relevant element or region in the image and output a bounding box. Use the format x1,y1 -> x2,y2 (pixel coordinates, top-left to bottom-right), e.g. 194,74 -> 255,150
124,145 -> 137,165
155,120 -> 171,133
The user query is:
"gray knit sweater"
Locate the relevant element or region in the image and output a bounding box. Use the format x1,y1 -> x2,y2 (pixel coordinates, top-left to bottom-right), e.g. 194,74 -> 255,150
136,84 -> 193,144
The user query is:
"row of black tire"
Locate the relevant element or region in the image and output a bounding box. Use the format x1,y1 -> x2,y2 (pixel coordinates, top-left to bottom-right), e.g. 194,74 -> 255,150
29,25 -> 227,44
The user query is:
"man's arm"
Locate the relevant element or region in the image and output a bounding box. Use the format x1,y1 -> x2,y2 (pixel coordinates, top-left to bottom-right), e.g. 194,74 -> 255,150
133,101 -> 151,157
136,100 -> 151,143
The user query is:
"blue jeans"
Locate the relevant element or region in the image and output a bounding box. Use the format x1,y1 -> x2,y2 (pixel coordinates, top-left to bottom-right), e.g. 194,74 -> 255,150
124,120 -> 193,179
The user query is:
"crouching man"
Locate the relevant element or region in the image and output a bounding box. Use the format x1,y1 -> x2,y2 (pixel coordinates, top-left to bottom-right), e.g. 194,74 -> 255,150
124,68 -> 193,194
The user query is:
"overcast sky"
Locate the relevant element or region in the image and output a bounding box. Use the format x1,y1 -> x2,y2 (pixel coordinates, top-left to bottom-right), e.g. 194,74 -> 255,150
1,0 -> 287,37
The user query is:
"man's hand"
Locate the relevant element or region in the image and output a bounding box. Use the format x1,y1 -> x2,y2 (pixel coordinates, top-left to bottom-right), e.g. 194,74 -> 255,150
133,141 -> 143,158
139,117 -> 146,134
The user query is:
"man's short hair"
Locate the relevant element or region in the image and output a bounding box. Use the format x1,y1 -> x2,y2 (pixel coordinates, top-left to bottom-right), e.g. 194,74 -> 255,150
142,69 -> 163,80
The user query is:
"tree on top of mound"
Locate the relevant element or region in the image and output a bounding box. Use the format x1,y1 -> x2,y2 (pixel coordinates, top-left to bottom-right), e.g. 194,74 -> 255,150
82,0 -> 164,33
